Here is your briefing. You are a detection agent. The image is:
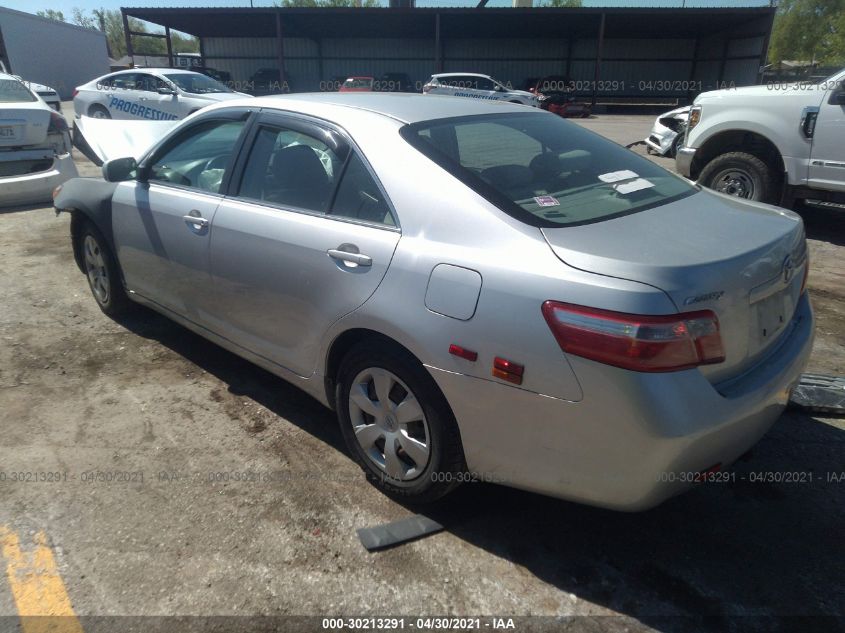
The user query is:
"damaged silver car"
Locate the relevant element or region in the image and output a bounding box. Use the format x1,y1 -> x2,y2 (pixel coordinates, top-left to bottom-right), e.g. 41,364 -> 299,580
0,72 -> 77,206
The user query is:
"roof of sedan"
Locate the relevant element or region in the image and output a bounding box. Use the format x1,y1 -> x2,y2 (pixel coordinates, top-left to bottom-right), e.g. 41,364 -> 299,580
239,92 -> 532,124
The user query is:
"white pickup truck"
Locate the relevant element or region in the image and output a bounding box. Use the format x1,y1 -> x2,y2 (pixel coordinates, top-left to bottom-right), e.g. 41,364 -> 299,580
676,68 -> 845,206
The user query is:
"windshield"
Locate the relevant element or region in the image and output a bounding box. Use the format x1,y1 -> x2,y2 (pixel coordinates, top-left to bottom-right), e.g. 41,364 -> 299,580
401,112 -> 695,227
0,78 -> 37,103
164,73 -> 232,94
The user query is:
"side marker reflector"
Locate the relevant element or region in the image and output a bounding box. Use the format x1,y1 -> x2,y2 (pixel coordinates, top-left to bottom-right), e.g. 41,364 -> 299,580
493,357 -> 523,384
449,344 -> 478,362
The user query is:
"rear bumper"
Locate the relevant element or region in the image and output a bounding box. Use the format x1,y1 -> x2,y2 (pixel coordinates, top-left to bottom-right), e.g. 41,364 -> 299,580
427,294 -> 814,511
676,146 -> 696,179
0,153 -> 78,207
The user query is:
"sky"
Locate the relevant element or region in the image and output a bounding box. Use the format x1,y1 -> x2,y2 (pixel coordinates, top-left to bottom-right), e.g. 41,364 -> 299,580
3,0 -> 773,23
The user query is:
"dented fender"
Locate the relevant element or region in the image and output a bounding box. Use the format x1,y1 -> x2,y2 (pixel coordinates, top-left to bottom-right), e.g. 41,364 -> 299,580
54,177 -> 119,272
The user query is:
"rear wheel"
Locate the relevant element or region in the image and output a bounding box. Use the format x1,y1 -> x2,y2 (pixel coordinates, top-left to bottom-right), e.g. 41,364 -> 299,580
88,105 -> 111,119
336,341 -> 465,502
698,151 -> 778,203
78,223 -> 131,316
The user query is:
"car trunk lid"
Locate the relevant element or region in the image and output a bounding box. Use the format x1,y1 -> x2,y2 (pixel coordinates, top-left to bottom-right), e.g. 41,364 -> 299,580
541,189 -> 807,383
0,106 -> 51,147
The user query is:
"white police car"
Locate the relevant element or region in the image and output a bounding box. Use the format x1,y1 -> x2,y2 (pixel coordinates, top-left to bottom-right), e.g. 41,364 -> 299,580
422,73 -> 538,106
73,69 -> 249,121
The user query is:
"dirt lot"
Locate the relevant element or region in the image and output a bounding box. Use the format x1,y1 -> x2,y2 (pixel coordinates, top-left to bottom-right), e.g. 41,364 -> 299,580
0,106 -> 842,633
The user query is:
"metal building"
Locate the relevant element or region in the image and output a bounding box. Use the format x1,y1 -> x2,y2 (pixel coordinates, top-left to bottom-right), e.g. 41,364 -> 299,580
0,6 -> 110,99
121,5 -> 776,105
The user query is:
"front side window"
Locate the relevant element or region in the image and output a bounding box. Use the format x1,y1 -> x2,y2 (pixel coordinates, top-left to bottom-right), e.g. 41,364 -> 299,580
163,73 -> 232,95
238,125 -> 342,212
148,119 -> 245,193
401,112 -> 695,227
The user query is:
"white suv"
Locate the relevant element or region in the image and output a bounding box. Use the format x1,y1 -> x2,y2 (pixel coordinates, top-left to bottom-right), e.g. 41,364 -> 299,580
423,73 -> 538,106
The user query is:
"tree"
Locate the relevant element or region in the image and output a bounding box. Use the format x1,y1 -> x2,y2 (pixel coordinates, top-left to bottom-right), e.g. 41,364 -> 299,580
768,0 -> 845,66
71,7 -> 97,29
540,0 -> 583,6
69,8 -> 198,59
36,9 -> 65,21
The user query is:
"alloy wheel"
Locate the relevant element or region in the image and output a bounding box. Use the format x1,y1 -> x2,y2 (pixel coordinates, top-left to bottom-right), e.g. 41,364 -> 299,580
84,235 -> 110,304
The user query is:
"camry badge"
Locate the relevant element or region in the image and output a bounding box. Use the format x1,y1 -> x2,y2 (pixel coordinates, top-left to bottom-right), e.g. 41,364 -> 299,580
782,255 -> 795,285
683,291 -> 724,305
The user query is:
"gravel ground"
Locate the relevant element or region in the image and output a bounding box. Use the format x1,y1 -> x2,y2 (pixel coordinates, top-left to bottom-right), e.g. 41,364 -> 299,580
0,104 -> 841,633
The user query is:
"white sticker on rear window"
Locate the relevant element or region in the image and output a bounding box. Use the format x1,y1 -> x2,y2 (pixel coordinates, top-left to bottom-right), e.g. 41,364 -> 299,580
598,169 -> 638,183
533,195 -> 560,207
614,178 -> 655,194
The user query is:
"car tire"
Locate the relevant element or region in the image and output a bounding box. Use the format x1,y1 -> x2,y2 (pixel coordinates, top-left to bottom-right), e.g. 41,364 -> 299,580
88,105 -> 111,119
698,151 -> 779,203
336,340 -> 466,503
78,223 -> 132,316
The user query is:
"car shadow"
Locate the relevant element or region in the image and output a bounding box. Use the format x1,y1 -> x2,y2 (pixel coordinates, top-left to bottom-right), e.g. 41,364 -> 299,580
0,201 -> 53,214
793,201 -> 845,247
115,307 -> 344,454
407,410 -> 845,632
114,308 -> 843,632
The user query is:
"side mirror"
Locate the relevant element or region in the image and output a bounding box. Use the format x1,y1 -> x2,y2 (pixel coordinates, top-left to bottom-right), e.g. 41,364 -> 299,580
158,86 -> 176,95
102,157 -> 137,182
829,91 -> 845,106
493,85 -> 503,91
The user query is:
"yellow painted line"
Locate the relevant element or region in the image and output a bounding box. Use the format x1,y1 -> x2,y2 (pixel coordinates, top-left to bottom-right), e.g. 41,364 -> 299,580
0,525 -> 83,633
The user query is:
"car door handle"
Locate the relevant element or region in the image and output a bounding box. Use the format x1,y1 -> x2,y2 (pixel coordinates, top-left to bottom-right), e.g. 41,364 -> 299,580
327,249 -> 372,267
183,214 -> 209,228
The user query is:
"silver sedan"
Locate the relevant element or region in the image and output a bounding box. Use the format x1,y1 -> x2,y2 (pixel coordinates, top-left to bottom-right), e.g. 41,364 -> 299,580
54,94 -> 813,510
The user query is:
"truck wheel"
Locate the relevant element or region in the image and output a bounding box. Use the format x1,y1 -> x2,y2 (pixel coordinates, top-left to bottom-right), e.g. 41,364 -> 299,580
88,105 -> 111,119
698,152 -> 778,203
336,341 -> 466,503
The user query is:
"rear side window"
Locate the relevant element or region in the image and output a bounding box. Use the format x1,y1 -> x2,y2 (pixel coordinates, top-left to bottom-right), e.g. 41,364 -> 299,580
401,112 -> 694,227
237,125 -> 342,212
330,154 -> 394,226
0,78 -> 36,103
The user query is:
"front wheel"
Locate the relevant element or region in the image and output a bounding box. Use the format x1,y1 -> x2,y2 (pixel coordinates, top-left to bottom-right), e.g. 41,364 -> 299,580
79,224 -> 132,316
336,342 -> 466,502
698,151 -> 779,203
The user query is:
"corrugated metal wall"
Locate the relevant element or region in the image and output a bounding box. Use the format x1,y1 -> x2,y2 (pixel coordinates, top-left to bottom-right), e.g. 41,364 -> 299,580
203,28 -> 767,101
0,6 -> 109,98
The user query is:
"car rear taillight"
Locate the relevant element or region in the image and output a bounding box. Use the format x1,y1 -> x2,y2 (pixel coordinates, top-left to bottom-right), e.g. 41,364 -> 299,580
72,88 -> 79,98
541,301 -> 725,372
48,111 -> 68,133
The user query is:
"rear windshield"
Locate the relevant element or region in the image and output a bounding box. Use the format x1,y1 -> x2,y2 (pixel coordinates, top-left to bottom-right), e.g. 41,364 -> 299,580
400,112 -> 695,227
0,78 -> 37,103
